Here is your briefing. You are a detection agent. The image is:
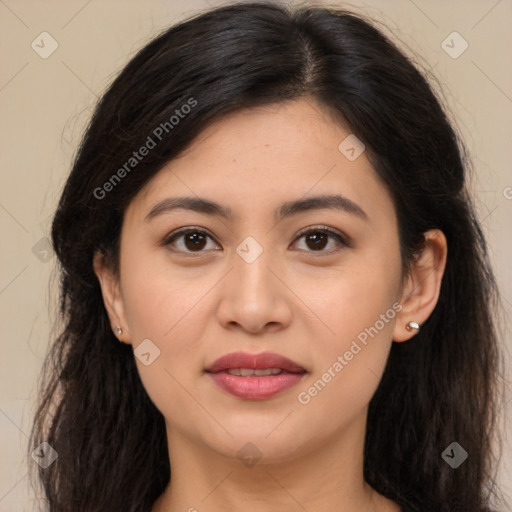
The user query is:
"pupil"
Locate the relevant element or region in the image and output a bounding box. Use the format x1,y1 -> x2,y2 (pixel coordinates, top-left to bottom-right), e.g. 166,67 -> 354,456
186,232 -> 206,251
307,232 -> 327,250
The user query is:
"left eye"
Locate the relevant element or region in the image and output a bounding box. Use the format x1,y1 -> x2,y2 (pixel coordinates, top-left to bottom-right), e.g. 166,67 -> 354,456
292,227 -> 347,253
163,226 -> 346,255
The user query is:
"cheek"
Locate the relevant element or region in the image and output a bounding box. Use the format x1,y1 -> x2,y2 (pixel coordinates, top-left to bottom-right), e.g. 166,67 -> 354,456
293,244 -> 401,415
118,251 -> 213,432
119,239 -> 210,343
296,243 -> 401,349
118,242 -> 219,393
294,311 -> 397,433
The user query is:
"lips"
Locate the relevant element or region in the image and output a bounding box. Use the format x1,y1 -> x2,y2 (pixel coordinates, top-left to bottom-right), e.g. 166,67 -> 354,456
206,351 -> 306,373
205,351 -> 306,400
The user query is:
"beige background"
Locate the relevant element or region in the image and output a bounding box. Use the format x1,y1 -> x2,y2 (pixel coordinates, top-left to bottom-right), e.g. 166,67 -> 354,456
1,0 -> 511,510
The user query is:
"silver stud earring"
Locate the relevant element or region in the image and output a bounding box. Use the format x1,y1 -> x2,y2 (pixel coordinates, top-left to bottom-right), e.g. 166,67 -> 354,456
406,321 -> 420,332
115,326 -> 122,338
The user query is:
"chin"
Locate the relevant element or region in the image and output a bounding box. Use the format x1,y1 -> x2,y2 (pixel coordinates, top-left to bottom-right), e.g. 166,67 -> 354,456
200,425 -> 310,466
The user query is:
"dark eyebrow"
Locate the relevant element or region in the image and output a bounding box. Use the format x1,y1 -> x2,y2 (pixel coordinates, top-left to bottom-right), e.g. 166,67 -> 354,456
145,197 -> 234,222
144,194 -> 369,223
276,194 -> 368,222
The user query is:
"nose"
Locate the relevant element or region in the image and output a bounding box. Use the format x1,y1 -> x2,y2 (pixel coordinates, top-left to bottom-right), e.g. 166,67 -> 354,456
216,247 -> 293,335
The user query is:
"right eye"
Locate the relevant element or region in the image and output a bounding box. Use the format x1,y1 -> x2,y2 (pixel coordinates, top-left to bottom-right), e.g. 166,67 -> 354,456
162,227 -> 221,256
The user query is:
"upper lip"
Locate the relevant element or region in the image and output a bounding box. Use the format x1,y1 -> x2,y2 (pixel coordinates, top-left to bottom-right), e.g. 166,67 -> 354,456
205,351 -> 306,373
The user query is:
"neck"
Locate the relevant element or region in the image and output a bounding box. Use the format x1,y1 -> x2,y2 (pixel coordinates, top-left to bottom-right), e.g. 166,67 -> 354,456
152,411 -> 400,512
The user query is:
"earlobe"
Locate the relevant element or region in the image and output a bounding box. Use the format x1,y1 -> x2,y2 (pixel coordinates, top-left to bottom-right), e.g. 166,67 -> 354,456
93,251 -> 131,344
393,229 -> 447,342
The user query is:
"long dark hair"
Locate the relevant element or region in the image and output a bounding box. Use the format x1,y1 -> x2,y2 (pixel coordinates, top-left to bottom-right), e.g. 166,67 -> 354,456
29,2 -> 506,511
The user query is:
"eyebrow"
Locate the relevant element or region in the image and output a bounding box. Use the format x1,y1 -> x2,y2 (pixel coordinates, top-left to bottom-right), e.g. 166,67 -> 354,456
144,194 -> 369,223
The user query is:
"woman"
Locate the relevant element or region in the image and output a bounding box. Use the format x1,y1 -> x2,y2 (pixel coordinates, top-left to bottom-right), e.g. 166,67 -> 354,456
29,2 -> 505,511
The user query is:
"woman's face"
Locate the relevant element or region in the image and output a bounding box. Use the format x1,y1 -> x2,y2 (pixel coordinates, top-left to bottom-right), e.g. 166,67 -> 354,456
108,98 -> 406,462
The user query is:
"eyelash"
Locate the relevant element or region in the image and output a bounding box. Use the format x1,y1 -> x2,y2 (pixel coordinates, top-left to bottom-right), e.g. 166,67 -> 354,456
161,225 -> 349,257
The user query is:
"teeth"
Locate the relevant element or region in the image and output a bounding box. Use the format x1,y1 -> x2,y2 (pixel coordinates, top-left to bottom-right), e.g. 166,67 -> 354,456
225,368 -> 282,377
255,368 -> 282,376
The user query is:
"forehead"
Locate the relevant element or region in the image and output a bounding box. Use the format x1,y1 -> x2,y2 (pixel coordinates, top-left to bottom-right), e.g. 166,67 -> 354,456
127,97 -> 395,226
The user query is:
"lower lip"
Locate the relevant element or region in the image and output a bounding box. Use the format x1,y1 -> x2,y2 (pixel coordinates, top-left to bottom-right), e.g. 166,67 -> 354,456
207,371 -> 305,400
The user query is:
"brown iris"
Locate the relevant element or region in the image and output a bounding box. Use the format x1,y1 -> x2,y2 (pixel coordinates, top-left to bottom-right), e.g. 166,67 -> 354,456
184,232 -> 208,251
304,232 -> 329,251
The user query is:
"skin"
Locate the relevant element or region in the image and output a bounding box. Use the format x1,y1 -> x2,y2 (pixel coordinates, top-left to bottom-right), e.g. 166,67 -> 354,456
94,97 -> 447,512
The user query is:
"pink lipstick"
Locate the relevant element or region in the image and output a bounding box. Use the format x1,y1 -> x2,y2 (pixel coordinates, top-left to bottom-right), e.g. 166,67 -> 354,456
205,351 -> 306,400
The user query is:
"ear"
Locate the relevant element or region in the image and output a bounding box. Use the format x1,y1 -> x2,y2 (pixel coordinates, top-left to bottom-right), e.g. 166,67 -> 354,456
393,229 -> 447,342
93,251 -> 131,344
